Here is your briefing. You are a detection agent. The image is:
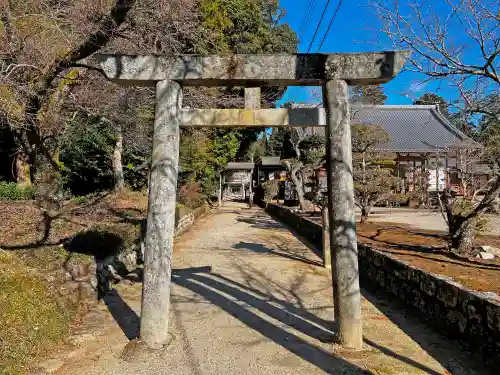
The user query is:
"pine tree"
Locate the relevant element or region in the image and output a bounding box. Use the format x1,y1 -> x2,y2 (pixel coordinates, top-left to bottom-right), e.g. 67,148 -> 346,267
351,85 -> 387,105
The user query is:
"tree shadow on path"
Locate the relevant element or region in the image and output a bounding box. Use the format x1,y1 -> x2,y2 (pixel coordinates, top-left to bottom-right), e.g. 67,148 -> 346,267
362,287 -> 493,375
172,263 -> 480,375
171,266 -> 369,374
233,241 -> 322,267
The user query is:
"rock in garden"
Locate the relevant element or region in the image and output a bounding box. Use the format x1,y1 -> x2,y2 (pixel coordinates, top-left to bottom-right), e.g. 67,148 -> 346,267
481,245 -> 500,257
476,252 -> 495,260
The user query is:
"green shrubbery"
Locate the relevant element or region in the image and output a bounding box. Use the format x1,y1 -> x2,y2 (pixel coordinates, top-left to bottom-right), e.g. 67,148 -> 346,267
0,181 -> 34,200
60,119 -> 115,196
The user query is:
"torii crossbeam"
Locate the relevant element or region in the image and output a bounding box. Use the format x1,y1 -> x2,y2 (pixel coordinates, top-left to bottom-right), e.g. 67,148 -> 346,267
94,51 -> 409,350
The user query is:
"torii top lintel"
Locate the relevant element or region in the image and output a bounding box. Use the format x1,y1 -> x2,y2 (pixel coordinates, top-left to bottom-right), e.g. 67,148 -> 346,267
94,51 -> 410,87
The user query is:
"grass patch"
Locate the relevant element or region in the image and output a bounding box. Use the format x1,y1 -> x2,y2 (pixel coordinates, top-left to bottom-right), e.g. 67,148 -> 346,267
70,195 -> 89,205
0,252 -> 76,375
0,181 -> 33,201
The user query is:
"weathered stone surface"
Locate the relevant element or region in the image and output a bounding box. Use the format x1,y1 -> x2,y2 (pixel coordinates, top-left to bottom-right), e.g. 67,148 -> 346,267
78,281 -> 97,300
486,302 -> 500,331
325,51 -> 410,84
436,278 -> 459,307
445,310 -> 465,333
180,108 -> 326,127
324,80 -> 362,349
174,204 -> 210,236
140,80 -> 181,348
34,358 -> 64,374
421,276 -> 436,296
66,263 -> 87,279
244,87 -> 261,108
94,52 -> 410,86
321,203 -> 331,269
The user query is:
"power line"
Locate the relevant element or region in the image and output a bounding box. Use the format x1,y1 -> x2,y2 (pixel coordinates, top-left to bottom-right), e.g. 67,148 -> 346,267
306,0 -> 333,53
298,0 -> 313,39
297,0 -> 343,107
283,0 -> 315,104
285,0 -> 338,105
286,0 -> 331,105
298,0 -> 317,43
316,0 -> 344,51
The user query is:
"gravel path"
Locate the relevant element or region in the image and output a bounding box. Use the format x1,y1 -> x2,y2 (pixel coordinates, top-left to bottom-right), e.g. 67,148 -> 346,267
362,207 -> 500,236
50,202 -> 490,375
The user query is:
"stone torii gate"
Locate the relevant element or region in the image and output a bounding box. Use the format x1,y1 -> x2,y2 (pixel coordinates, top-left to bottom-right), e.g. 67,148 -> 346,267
95,52 -> 409,350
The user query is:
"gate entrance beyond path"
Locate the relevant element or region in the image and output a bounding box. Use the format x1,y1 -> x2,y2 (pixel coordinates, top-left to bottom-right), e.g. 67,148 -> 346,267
94,52 -> 410,350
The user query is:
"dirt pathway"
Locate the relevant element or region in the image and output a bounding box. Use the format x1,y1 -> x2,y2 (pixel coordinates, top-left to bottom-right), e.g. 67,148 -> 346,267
362,207 -> 500,237
42,202 -> 489,375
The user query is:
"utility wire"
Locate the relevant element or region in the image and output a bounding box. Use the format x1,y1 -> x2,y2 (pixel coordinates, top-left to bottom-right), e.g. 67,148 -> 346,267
283,0 -> 316,104
300,0 -> 344,107
317,0 -> 344,51
306,0 -> 332,52
286,0 -> 338,105
298,0 -> 317,43
298,0 -> 312,38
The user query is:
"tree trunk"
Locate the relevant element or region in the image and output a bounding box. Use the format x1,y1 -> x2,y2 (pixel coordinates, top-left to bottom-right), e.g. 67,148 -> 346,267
451,217 -> 477,256
17,0 -> 136,185
218,173 -> 222,206
14,152 -> 32,187
113,124 -> 125,192
360,205 -> 371,223
290,168 -> 312,211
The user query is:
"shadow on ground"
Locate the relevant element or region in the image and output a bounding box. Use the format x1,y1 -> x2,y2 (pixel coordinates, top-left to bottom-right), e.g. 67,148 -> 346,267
83,205 -> 491,375
103,289 -> 140,340
64,230 -> 133,299
236,215 -> 284,230
358,230 -> 500,271
100,265 -> 486,374
170,266 -> 368,374
361,287 -> 491,374
234,209 -> 323,259
233,241 -> 322,267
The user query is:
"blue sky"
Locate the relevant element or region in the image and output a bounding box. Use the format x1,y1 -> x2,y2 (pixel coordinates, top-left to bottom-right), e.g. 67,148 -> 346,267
277,0 -> 456,106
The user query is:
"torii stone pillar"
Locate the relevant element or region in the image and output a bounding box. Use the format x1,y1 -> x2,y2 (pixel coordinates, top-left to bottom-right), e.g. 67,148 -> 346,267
140,80 -> 181,347
244,87 -> 260,208
94,51 -> 409,350
323,79 -> 360,347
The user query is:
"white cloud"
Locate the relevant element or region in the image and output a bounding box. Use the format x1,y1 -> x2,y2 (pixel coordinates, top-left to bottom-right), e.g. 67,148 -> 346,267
409,80 -> 428,93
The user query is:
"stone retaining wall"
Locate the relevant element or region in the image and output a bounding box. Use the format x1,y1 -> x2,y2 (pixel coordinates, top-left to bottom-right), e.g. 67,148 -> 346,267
264,202 -> 322,257
175,203 -> 210,236
60,203 -> 210,303
264,202 -> 500,364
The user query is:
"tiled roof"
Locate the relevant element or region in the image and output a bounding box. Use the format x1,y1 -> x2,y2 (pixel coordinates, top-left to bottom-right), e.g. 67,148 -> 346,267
258,156 -> 282,166
352,105 -> 479,152
226,162 -> 254,170
290,104 -> 480,153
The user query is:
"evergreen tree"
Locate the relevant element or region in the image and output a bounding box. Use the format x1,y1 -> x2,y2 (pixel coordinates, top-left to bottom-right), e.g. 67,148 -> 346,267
351,85 -> 387,105
414,93 -> 450,117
